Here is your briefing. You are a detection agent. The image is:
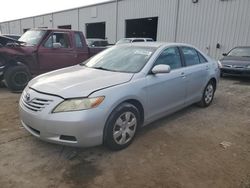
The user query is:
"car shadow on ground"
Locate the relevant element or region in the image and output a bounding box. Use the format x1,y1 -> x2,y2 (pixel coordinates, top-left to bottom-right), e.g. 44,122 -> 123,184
222,76 -> 250,86
0,81 -> 6,88
136,104 -> 200,138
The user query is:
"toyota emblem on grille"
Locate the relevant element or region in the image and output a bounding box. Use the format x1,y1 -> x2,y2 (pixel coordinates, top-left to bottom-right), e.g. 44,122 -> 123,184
25,93 -> 31,102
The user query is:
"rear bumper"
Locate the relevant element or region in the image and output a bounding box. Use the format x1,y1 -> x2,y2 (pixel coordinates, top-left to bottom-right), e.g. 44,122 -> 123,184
221,67 -> 250,76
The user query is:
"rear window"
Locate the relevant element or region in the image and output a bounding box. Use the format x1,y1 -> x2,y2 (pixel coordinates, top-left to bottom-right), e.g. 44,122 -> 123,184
74,33 -> 83,48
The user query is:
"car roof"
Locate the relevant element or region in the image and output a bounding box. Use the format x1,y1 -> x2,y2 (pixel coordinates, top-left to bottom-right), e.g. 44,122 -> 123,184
86,38 -> 107,41
231,46 -> 250,49
3,34 -> 21,37
122,42 -> 196,48
120,38 -> 153,40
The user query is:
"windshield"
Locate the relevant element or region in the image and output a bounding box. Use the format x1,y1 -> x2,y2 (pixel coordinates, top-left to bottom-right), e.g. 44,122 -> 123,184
228,47 -> 250,57
18,30 -> 46,45
116,39 -> 132,45
84,45 -> 156,73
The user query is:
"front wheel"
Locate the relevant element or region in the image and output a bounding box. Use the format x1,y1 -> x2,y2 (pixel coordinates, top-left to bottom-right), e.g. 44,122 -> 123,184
4,66 -> 31,91
104,103 -> 140,150
198,81 -> 215,107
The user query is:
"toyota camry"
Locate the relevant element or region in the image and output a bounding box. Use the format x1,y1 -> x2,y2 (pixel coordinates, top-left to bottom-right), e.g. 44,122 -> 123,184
19,42 -> 220,150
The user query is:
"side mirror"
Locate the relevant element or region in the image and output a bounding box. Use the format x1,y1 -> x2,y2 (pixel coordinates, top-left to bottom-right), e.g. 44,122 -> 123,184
152,64 -> 171,74
52,42 -> 62,48
222,53 -> 227,56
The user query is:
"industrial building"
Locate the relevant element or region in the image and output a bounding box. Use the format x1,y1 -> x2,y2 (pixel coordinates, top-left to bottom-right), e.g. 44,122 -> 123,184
0,0 -> 250,58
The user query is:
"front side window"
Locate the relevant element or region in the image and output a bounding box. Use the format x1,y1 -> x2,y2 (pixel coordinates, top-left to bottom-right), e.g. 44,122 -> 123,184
154,47 -> 182,70
44,32 -> 70,48
132,39 -> 144,42
181,47 -> 200,66
198,52 -> 208,63
84,45 -> 156,73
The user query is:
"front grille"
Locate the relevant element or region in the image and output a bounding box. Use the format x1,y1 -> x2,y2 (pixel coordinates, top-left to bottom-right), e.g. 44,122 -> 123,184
223,64 -> 232,68
22,96 -> 53,112
223,64 -> 245,69
233,65 -> 245,69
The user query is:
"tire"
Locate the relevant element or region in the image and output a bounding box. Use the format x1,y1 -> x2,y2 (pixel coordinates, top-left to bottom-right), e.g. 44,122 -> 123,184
104,103 -> 140,150
197,81 -> 215,107
4,66 -> 31,91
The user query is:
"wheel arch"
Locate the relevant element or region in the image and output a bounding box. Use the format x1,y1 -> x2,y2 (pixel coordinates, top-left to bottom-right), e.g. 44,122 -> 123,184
102,98 -> 145,144
209,77 -> 217,91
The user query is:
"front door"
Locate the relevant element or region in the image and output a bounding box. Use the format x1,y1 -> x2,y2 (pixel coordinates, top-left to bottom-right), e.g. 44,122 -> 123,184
145,47 -> 187,122
38,32 -> 76,73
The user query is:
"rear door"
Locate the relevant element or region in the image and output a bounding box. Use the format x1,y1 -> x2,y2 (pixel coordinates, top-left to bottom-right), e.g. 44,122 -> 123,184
38,32 -> 76,72
145,47 -> 187,121
180,46 -> 210,104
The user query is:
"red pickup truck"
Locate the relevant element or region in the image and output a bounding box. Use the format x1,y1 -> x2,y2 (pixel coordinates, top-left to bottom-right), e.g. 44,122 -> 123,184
0,29 -> 105,91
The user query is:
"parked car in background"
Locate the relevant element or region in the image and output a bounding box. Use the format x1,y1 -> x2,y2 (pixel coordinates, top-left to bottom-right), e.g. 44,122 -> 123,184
219,46 -> 250,77
2,34 -> 21,40
20,42 -> 220,150
86,38 -> 109,47
0,28 -> 106,91
116,38 -> 154,45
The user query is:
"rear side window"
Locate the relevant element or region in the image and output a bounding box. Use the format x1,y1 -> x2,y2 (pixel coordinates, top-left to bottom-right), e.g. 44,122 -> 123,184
181,47 -> 200,66
132,39 -> 144,42
154,47 -> 182,70
197,52 -> 208,63
74,33 -> 83,48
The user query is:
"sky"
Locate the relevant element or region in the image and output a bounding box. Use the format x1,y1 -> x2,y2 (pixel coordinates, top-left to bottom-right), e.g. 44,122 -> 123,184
0,0 -> 110,22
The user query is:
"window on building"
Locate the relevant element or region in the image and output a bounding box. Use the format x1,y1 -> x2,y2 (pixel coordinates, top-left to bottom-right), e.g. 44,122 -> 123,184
58,25 -> 72,29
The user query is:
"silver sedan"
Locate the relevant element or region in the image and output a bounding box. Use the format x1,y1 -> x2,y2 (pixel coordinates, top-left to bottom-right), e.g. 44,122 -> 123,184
19,42 -> 220,150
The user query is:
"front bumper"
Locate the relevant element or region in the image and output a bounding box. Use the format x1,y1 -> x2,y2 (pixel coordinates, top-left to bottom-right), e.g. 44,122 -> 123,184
19,88 -> 107,147
221,67 -> 250,76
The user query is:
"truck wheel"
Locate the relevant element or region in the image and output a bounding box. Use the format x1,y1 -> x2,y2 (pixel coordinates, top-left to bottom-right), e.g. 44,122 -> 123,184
4,66 -> 31,91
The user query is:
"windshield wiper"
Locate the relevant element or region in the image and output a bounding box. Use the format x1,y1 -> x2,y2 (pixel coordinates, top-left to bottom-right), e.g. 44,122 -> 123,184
92,67 -> 113,71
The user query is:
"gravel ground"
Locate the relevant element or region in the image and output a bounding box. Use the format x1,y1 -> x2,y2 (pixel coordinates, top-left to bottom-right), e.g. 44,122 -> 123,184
0,77 -> 249,188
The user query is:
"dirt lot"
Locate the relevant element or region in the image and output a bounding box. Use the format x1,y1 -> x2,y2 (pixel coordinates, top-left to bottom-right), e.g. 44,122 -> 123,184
0,77 -> 249,188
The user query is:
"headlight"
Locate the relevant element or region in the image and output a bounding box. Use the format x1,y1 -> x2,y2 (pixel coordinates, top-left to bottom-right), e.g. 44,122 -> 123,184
217,60 -> 222,68
52,96 -> 105,113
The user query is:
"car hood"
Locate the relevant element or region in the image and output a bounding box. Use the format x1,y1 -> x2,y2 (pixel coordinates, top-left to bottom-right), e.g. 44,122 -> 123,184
29,65 -> 134,98
220,56 -> 250,66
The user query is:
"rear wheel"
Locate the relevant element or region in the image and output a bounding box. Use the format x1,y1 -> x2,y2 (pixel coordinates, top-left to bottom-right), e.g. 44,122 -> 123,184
198,81 -> 215,107
4,66 -> 31,91
104,103 -> 140,150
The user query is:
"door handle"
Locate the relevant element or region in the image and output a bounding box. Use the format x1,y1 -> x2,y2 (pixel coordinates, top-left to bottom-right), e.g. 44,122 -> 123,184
181,72 -> 186,79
